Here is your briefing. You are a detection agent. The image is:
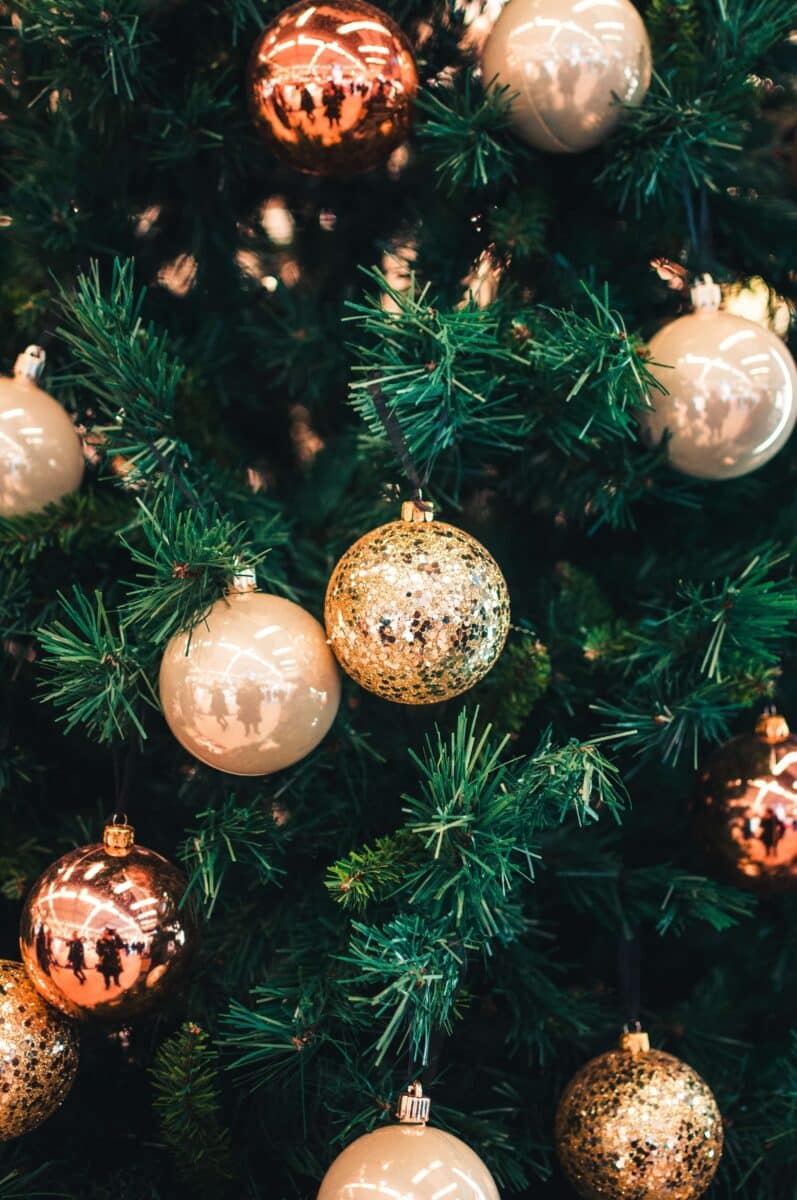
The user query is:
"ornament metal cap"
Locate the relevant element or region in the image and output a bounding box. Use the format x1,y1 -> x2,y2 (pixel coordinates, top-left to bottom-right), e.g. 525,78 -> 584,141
619,1028 -> 650,1053
396,1081 -> 431,1124
755,711 -> 790,744
401,498 -> 434,524
13,345 -> 46,382
228,565 -> 258,594
103,818 -> 135,856
690,274 -> 722,313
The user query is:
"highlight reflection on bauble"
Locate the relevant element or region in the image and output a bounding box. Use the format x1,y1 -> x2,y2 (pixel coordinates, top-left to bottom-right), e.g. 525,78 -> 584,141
159,588 -> 341,775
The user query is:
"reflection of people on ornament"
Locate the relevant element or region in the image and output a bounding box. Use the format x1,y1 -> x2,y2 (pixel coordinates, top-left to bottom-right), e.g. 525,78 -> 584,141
66,932 -> 87,984
96,928 -> 125,990
210,683 -> 230,729
35,923 -> 53,975
235,680 -> 263,735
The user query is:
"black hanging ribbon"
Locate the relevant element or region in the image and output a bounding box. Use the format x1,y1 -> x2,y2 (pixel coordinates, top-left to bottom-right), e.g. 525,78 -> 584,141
369,384 -> 429,500
617,926 -> 641,1027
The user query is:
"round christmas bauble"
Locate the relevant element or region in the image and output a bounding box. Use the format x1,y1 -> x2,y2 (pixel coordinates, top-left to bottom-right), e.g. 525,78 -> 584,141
20,821 -> 198,1022
556,1030 -> 722,1200
0,346 -> 84,516
639,278 -> 797,480
0,959 -> 79,1140
247,0 -> 418,175
481,0 -> 651,153
159,584 -> 340,775
324,503 -> 510,704
318,1084 -> 499,1200
695,712 -> 797,891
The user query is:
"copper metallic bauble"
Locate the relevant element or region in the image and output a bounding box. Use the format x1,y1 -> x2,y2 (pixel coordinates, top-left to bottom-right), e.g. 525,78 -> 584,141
247,0 -> 418,175
0,346 -> 84,516
695,712 -> 797,891
20,822 -> 197,1022
159,583 -> 340,775
324,502 -> 510,704
639,277 -> 797,480
317,1083 -> 499,1200
555,1030 -> 723,1200
481,0 -> 651,154
0,959 -> 79,1140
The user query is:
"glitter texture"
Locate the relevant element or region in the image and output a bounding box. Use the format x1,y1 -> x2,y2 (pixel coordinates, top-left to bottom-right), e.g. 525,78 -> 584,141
0,959 -> 79,1140
324,519 -> 510,704
555,1044 -> 723,1200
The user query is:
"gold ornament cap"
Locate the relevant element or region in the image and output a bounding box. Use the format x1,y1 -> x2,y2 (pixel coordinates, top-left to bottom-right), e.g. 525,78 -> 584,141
619,1029 -> 650,1053
396,1081 -> 431,1124
228,566 -> 258,594
690,274 -> 722,313
103,819 -> 135,856
13,345 -> 46,382
401,498 -> 434,524
755,711 -> 790,745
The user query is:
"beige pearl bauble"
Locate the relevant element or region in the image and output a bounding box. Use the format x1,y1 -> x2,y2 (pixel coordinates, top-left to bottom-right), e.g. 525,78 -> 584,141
159,590 -> 340,775
324,510 -> 510,704
640,310 -> 797,480
0,347 -> 84,516
0,959 -> 79,1140
317,1124 -> 500,1200
481,0 -> 651,153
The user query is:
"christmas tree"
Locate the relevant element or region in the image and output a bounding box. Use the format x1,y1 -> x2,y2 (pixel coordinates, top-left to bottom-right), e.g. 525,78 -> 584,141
1,0 -> 797,1196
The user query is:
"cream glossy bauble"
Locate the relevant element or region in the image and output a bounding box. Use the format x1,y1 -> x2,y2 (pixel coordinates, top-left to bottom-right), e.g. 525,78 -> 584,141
159,586 -> 340,775
318,1086 -> 499,1200
640,283 -> 797,480
481,0 -> 651,153
0,960 -> 79,1140
0,346 -> 84,515
325,503 -> 510,704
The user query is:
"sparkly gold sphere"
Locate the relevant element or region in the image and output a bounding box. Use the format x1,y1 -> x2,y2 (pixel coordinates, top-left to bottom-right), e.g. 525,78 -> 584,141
20,822 -> 198,1023
639,280 -> 797,479
555,1031 -> 723,1200
481,0 -> 651,154
317,1124 -> 499,1200
324,507 -> 510,703
0,346 -> 84,516
247,0 -> 418,175
0,959 -> 79,1140
695,713 -> 797,891
159,588 -> 340,775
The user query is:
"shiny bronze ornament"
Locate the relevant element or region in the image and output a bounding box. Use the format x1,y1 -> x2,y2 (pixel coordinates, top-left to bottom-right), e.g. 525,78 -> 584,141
695,712 -> 797,891
324,502 -> 510,703
555,1030 -> 723,1200
247,0 -> 418,175
318,1082 -> 499,1200
20,821 -> 198,1022
0,959 -> 79,1140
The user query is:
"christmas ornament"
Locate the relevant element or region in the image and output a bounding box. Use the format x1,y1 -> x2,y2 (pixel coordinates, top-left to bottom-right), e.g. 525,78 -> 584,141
20,820 -> 198,1022
324,501 -> 510,703
639,276 -> 797,480
0,959 -> 79,1140
317,1082 -> 499,1200
0,346 -> 84,516
247,0 -> 418,175
159,575 -> 340,775
695,712 -> 797,891
481,0 -> 651,154
555,1029 -> 723,1200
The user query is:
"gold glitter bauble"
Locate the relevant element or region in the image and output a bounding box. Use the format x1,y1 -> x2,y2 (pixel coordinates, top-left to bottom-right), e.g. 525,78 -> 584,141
0,346 -> 84,516
324,506 -> 510,703
639,279 -> 797,480
481,0 -> 651,154
247,0 -> 418,176
20,822 -> 198,1023
555,1031 -> 723,1200
159,588 -> 340,775
0,959 -> 79,1140
695,713 -> 797,891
